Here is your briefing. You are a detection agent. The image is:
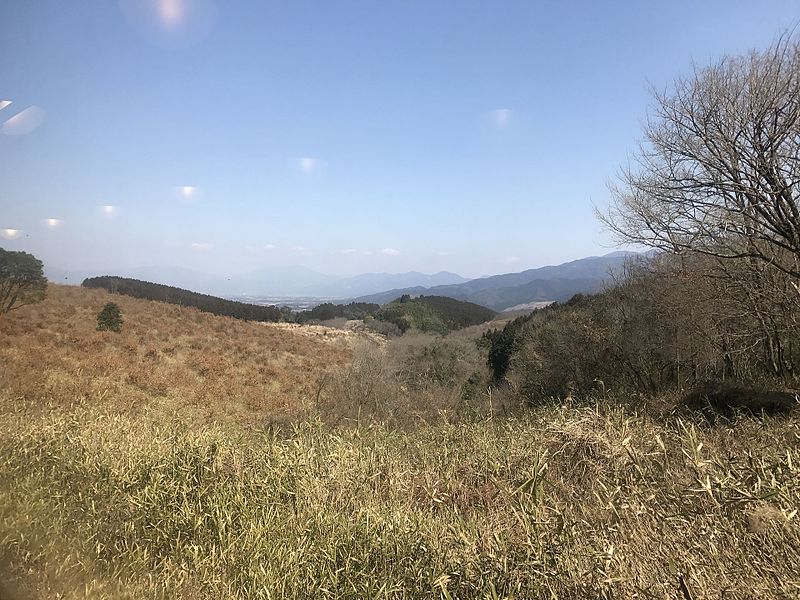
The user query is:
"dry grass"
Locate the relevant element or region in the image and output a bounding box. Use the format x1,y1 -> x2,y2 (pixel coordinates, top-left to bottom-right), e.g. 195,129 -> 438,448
0,284 -> 353,427
0,404 -> 798,598
1,285 -> 799,598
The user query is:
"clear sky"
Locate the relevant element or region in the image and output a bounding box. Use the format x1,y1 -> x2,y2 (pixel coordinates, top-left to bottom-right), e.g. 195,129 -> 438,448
1,1 -> 797,279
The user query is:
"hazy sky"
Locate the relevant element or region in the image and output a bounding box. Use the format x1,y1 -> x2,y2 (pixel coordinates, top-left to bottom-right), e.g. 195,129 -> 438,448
1,1 -> 797,278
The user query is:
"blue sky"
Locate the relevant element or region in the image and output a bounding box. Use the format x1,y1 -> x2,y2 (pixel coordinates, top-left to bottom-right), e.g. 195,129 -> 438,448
1,1 -> 797,278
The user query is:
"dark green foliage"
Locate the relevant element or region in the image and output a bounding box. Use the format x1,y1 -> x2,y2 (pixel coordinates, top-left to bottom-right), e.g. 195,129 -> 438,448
0,248 -> 47,314
376,295 -> 496,335
296,302 -> 380,323
96,302 -> 123,332
82,276 -> 282,322
481,311 -> 536,381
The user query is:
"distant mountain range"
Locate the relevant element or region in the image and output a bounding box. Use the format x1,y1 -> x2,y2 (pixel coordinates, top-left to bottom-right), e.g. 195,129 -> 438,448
47,251 -> 645,311
354,252 -> 643,311
46,264 -> 468,298
299,271 -> 468,298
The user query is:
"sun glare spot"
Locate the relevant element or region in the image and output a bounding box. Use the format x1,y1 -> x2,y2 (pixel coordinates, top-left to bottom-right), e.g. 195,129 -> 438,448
157,0 -> 185,27
1,229 -> 21,240
102,205 -> 117,216
44,218 -> 62,228
119,0 -> 218,48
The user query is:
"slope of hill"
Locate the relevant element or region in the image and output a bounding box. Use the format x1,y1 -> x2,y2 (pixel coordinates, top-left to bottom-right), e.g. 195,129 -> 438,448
296,301 -> 380,323
355,252 -> 639,309
377,295 -> 496,334
82,276 -> 283,322
299,271 -> 469,298
0,284 -> 352,426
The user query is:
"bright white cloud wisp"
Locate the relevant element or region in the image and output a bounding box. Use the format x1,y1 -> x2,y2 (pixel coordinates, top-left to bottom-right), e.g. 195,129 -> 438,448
381,248 -> 400,256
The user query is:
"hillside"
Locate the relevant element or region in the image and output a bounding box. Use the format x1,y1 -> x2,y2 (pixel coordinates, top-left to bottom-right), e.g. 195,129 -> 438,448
376,295 -> 496,334
2,285 -> 799,599
0,285 -> 351,426
296,301 -> 380,323
356,252 -> 637,309
82,276 -> 283,322
299,271 -> 469,298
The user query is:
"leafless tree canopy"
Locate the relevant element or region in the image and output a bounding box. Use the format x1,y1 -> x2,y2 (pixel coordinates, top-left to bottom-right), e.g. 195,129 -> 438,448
603,34 -> 800,279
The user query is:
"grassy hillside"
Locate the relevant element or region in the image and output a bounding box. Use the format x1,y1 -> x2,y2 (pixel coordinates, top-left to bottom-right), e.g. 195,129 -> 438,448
1,402 -> 798,599
1,284 -> 799,599
82,276 -> 283,322
0,285 -> 350,426
376,295 -> 496,334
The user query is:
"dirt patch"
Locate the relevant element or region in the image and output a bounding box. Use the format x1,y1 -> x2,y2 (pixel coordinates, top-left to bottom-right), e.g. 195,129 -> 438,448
260,320 -> 388,348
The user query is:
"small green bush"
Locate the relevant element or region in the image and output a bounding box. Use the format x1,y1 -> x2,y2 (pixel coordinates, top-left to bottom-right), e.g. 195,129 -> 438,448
97,302 -> 123,332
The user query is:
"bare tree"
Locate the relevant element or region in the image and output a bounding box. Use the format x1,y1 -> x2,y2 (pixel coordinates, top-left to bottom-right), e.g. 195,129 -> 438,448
602,33 -> 800,281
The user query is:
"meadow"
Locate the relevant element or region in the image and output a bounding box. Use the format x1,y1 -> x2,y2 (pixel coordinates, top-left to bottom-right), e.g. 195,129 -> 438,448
0,285 -> 799,599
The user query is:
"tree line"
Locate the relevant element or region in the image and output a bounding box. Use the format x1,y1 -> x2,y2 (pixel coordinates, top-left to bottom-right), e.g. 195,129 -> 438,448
484,33 -> 800,411
82,276 -> 283,322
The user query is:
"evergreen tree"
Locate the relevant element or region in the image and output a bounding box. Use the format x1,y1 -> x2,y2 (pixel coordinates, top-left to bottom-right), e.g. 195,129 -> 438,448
97,302 -> 123,332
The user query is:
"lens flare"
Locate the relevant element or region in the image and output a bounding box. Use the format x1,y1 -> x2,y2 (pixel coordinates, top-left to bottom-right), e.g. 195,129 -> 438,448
1,229 -> 21,240
102,205 -> 117,215
0,101 -> 11,111
298,157 -> 320,174
1,106 -> 46,136
489,108 -> 512,128
44,218 -> 62,228
175,185 -> 199,200
157,0 -> 185,27
119,0 -> 218,48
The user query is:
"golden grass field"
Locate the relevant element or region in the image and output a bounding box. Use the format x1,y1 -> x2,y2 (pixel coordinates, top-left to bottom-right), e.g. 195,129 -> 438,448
1,285 -> 799,599
0,285 -> 353,427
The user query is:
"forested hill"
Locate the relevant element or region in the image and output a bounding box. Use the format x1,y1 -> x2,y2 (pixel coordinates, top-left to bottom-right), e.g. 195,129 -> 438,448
376,295 -> 496,334
82,276 -> 282,322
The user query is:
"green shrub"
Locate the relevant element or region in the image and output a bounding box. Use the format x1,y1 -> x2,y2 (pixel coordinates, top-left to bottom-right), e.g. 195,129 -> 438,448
97,302 -> 123,332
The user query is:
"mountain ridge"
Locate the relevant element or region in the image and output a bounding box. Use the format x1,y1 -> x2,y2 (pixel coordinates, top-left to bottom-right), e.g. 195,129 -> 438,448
353,252 -> 643,310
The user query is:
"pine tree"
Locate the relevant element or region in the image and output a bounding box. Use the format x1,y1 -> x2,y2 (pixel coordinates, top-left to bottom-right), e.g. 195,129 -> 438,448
96,302 -> 123,332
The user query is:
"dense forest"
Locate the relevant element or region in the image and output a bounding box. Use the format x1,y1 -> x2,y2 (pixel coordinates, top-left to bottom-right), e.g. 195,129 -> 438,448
377,294 -> 496,334
295,301 -> 380,323
82,276 -> 283,322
